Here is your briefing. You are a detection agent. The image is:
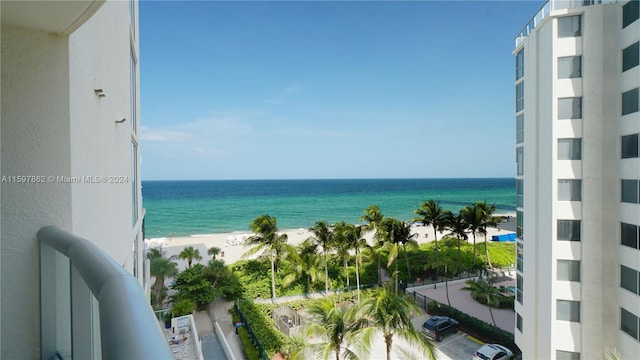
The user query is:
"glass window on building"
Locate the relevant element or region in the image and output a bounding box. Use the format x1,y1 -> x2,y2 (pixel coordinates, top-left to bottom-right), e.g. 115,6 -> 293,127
623,42 -> 639,72
558,220 -> 581,241
516,49 -> 525,80
621,265 -> 639,295
621,179 -> 639,203
517,243 -> 523,272
558,97 -> 582,119
622,134 -> 639,158
516,274 -> 523,304
516,114 -> 524,144
556,350 -> 581,360
558,138 -> 582,160
622,88 -> 639,115
621,307 -> 639,340
558,15 -> 582,37
517,210 -> 524,239
516,179 -> 523,208
558,56 -> 582,79
516,147 -> 524,175
516,313 -> 523,333
623,0 -> 639,29
132,142 -> 138,226
557,300 -> 581,322
557,260 -> 581,281
558,179 -> 582,201
516,82 -> 524,112
621,222 -> 639,249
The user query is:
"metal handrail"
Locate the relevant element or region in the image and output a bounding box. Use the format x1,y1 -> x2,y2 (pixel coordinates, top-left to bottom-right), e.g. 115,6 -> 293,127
38,226 -> 173,359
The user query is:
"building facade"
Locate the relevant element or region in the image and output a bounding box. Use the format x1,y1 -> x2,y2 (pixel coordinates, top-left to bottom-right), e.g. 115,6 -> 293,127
514,0 -> 639,358
1,1 -> 146,358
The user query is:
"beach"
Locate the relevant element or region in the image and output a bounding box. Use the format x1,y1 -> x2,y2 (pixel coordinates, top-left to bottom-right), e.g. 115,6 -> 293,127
148,215 -> 516,270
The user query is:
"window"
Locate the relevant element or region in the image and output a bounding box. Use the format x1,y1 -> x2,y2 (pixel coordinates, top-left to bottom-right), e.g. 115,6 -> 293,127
622,134 -> 639,158
558,97 -> 582,119
557,300 -> 580,322
516,147 -> 524,175
621,179 -> 639,203
517,243 -> 523,272
558,138 -> 582,160
558,179 -> 582,201
621,222 -> 639,249
557,260 -> 581,281
558,220 -> 581,241
621,307 -> 639,340
516,114 -> 524,144
517,210 -> 524,239
516,82 -> 524,112
558,56 -> 582,79
516,49 -> 525,80
623,42 -> 639,72
130,49 -> 137,133
622,88 -> 639,115
516,179 -> 523,208
556,350 -> 581,360
558,15 -> 581,37
623,0 -> 639,29
621,265 -> 639,294
132,142 -> 138,226
516,274 -> 523,304
516,313 -> 523,332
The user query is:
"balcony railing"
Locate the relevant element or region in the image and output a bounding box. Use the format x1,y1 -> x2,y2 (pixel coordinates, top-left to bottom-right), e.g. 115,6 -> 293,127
38,226 -> 173,359
515,0 -> 619,47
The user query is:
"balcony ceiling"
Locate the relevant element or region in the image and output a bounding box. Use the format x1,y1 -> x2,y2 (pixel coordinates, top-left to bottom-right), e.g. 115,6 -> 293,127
1,0 -> 105,35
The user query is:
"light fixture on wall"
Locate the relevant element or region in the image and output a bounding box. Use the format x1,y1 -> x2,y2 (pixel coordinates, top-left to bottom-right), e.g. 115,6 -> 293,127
94,88 -> 106,98
115,118 -> 127,124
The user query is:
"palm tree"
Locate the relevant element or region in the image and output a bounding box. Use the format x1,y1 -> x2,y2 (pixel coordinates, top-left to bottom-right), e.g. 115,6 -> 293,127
335,222 -> 368,302
303,298 -> 364,360
360,205 -> 385,285
461,274 -> 501,326
356,286 -> 436,360
333,222 -> 351,290
377,217 -> 414,294
460,204 -> 483,269
413,199 -> 446,253
242,214 -> 291,300
207,246 -> 221,260
282,239 -> 324,294
310,220 -> 335,293
179,246 -> 202,268
424,253 -> 458,308
443,210 -> 469,272
147,248 -> 178,309
475,201 -> 500,268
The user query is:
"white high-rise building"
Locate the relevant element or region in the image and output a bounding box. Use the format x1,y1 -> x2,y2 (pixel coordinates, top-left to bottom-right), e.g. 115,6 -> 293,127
513,0 -> 639,358
1,1 -> 169,358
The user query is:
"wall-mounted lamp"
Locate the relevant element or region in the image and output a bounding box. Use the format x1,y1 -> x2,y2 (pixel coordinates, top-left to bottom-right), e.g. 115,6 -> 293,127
94,88 -> 106,98
115,118 -> 127,124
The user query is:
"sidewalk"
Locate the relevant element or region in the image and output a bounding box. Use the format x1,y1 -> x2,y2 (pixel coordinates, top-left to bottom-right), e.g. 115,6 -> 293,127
208,298 -> 247,360
412,276 -> 516,333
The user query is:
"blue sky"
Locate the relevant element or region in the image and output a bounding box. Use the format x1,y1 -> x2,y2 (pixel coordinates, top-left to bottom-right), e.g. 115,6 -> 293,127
140,0 -> 543,180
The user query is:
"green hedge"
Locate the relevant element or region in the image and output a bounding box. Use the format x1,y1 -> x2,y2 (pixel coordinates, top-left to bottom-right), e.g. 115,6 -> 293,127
230,308 -> 262,360
427,301 -> 521,357
236,299 -> 289,359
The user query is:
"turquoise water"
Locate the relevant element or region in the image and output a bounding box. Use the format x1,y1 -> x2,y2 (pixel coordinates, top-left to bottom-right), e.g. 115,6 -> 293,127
142,178 -> 515,238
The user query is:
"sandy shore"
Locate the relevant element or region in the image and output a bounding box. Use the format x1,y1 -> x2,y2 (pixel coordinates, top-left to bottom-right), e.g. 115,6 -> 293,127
149,213 -> 516,271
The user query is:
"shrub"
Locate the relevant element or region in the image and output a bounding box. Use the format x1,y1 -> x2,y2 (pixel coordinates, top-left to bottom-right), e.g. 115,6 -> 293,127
172,264 -> 216,310
171,299 -> 196,317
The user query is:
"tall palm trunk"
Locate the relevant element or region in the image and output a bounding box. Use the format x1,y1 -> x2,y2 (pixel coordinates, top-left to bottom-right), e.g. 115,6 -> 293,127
433,226 -> 439,253
344,256 -> 349,290
487,295 -> 496,326
484,233 -> 492,268
335,344 -> 340,360
403,244 -> 411,278
385,334 -> 393,360
444,264 -> 451,308
355,250 -> 361,302
270,252 -> 277,300
324,251 -> 329,293
154,276 -> 164,309
394,258 -> 399,295
472,232 -> 477,269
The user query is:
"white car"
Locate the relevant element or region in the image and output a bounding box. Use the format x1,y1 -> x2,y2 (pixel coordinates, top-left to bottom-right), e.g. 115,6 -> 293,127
472,344 -> 514,360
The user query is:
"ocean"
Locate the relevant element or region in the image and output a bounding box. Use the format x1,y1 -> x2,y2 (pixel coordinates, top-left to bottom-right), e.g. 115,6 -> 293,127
142,178 -> 515,238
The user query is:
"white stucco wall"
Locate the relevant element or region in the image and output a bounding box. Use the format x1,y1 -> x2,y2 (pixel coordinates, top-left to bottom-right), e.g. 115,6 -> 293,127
1,24 -> 73,359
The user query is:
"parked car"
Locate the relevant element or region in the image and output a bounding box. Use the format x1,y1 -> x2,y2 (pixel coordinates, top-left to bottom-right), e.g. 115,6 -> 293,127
421,316 -> 459,342
473,344 -> 514,360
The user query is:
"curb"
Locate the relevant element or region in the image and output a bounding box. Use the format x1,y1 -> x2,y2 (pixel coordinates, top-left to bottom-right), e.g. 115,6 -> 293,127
467,335 -> 485,345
